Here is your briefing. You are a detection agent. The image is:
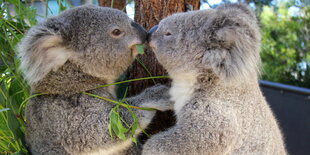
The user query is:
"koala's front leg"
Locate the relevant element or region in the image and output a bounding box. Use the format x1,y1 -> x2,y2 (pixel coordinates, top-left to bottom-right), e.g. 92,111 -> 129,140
127,84 -> 174,111
141,126 -> 185,155
38,148 -> 70,155
125,84 -> 174,129
142,107 -> 239,155
27,140 -> 69,155
142,126 -> 238,155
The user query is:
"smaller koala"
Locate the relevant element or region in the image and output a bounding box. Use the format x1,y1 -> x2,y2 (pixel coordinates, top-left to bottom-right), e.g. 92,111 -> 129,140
145,3 -> 286,155
18,5 -> 172,155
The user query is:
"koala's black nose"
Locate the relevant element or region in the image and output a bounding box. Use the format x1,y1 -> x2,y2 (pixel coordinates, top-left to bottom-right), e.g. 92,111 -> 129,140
147,25 -> 158,42
131,21 -> 147,43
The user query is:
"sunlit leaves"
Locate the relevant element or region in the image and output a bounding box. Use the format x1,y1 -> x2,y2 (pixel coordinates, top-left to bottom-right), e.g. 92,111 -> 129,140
260,2 -> 310,88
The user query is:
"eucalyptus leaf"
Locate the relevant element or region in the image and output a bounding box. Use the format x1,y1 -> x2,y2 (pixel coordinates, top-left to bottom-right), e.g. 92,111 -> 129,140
11,151 -> 23,155
135,44 -> 145,54
7,101 -> 23,140
109,106 -> 128,141
108,123 -> 113,138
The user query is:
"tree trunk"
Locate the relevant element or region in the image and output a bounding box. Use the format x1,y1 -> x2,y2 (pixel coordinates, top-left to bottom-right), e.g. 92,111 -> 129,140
127,0 -> 200,143
98,0 -> 126,11
128,0 -> 200,95
186,0 -> 200,10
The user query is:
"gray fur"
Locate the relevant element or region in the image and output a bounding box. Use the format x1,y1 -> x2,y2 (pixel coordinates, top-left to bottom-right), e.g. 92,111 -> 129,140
25,84 -> 171,155
18,5 -> 147,88
144,3 -> 286,155
18,5 -> 171,155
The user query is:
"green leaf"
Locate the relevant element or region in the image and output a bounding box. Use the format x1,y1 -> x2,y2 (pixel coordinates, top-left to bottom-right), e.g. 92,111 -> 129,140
115,73 -> 129,100
6,98 -> 23,140
132,137 -> 137,143
135,44 -> 145,54
128,109 -> 138,136
109,106 -> 128,141
122,102 -> 139,143
9,79 -> 25,108
11,151 -> 23,155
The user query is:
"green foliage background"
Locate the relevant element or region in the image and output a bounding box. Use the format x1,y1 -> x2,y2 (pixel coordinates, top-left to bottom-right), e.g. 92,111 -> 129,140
0,0 -> 35,154
0,0 -> 309,154
260,1 -> 310,88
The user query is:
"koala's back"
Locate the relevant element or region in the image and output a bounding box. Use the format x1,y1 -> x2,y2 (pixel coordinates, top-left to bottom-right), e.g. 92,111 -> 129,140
25,88 -> 131,155
224,85 -> 285,155
178,83 -> 286,155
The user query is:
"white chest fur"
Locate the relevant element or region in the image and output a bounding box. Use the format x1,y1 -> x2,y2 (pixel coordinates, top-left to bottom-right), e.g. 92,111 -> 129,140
170,72 -> 197,114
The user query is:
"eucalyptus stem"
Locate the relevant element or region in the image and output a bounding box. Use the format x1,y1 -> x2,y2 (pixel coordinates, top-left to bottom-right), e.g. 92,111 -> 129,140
81,92 -> 156,111
95,75 -> 169,89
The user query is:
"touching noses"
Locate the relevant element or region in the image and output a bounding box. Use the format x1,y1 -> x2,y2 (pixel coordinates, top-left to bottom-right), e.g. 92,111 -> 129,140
147,25 -> 158,42
131,21 -> 147,43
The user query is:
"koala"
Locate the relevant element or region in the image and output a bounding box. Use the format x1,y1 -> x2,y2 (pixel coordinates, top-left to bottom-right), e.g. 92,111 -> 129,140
144,3 -> 287,155
18,5 -> 172,155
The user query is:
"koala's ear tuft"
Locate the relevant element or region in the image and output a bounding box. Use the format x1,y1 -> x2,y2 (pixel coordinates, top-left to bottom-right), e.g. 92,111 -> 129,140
201,3 -> 261,81
18,25 -> 72,86
205,3 -> 259,45
216,3 -> 256,19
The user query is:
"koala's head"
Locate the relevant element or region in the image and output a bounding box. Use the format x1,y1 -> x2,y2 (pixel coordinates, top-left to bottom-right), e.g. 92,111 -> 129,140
18,5 -> 146,92
148,3 -> 260,83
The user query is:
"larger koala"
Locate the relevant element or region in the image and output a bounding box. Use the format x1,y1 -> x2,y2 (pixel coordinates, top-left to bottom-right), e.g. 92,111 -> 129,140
18,5 -> 171,155
144,3 -> 286,155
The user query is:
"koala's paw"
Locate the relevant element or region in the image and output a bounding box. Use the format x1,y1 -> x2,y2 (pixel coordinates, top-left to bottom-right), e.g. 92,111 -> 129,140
142,84 -> 170,101
128,84 -> 173,110
135,84 -> 173,111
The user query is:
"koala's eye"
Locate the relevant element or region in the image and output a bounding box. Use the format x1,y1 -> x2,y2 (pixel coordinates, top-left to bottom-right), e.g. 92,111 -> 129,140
111,29 -> 123,36
165,32 -> 172,36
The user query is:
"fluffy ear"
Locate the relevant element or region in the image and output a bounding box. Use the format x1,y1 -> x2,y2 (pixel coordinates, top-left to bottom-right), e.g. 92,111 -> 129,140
18,25 -> 72,86
201,3 -> 261,82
